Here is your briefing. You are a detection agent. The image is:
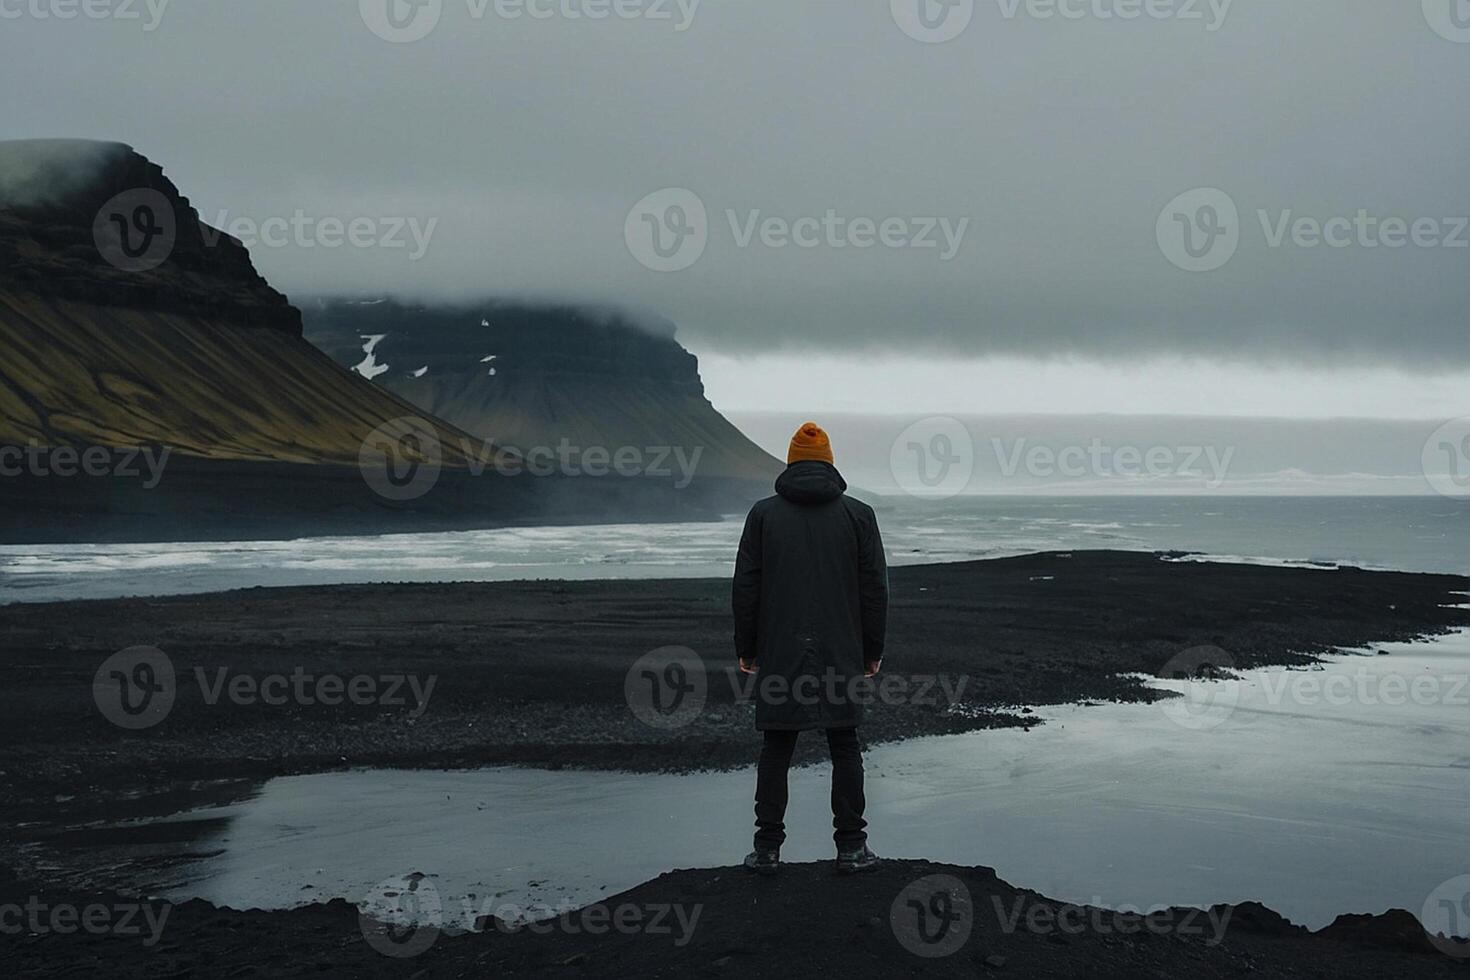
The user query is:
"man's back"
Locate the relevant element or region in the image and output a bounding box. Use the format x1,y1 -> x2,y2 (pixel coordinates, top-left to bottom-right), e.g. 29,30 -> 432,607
732,457 -> 888,730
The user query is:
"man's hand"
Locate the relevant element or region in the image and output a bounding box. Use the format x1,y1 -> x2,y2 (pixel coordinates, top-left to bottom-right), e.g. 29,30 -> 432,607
739,658 -> 758,675
864,660 -> 882,678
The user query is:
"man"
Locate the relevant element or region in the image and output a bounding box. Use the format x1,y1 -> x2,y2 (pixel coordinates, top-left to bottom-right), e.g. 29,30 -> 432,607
732,421 -> 889,876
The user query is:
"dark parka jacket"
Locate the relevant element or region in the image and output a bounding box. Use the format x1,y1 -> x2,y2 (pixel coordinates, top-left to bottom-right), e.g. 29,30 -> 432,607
732,461 -> 889,730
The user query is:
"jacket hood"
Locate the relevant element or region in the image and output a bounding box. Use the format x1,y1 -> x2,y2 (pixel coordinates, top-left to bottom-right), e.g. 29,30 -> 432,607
775,460 -> 847,505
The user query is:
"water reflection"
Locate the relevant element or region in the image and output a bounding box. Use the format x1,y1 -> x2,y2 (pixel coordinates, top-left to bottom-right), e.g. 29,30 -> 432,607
28,632 -> 1470,931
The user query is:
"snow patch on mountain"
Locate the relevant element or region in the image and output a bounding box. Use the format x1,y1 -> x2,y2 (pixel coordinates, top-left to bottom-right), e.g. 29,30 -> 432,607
353,334 -> 389,380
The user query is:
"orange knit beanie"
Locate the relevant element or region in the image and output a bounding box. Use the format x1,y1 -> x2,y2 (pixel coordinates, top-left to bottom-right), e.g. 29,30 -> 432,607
787,421 -> 834,466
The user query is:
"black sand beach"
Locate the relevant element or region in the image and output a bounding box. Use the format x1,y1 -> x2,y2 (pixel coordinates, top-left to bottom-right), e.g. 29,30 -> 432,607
3,858 -> 1467,979
2,551 -> 1468,977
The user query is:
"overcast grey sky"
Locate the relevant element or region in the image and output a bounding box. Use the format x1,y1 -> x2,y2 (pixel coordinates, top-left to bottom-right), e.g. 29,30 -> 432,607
4,0 -> 1469,413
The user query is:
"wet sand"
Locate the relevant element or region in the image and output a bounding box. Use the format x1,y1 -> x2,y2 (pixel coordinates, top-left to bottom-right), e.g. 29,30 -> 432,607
2,551 -> 1468,976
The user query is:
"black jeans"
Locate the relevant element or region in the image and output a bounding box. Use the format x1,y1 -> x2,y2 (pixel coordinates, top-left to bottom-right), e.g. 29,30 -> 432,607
753,727 -> 867,851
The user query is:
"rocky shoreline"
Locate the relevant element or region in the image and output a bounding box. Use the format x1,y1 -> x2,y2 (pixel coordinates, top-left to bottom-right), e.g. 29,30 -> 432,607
1,859 -> 1466,978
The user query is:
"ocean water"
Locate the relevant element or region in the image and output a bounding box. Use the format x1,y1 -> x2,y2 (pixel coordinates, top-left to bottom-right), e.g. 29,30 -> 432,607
40,629 -> 1470,933
1,496 -> 1467,604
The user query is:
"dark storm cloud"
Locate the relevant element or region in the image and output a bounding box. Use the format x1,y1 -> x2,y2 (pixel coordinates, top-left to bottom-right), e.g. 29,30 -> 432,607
2,0 -> 1466,365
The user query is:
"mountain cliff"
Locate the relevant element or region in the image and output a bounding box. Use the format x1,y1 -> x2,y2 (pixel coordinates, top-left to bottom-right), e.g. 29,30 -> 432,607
0,141 -> 528,542
0,139 -> 301,333
303,298 -> 782,482
0,139 -> 466,463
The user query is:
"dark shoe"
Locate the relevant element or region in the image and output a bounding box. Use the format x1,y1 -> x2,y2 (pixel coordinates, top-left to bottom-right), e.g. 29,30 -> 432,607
835,845 -> 880,874
743,849 -> 780,876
